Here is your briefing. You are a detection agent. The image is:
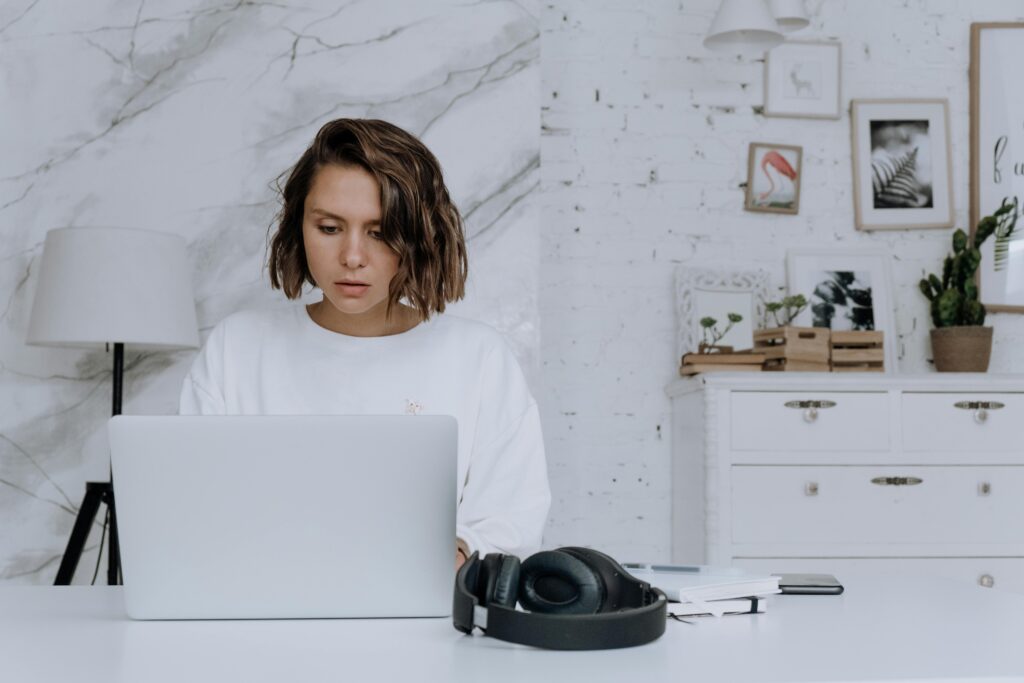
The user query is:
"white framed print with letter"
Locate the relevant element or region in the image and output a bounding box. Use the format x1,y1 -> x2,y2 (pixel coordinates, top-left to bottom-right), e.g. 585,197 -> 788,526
970,22 -> 1024,313
786,248 -> 897,372
850,99 -> 954,231
763,41 -> 841,119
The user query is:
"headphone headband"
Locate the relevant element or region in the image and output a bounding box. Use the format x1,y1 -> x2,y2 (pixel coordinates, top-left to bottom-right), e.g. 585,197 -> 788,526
453,549 -> 667,650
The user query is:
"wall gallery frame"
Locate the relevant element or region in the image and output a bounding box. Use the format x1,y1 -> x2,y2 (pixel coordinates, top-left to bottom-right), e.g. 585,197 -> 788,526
786,248 -> 897,372
970,22 -> 1024,313
745,142 -> 802,214
850,99 -> 954,231
674,266 -> 770,359
763,41 -> 841,120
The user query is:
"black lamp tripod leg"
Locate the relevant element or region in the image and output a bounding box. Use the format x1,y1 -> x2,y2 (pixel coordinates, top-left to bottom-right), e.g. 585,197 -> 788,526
53,482 -> 106,586
53,343 -> 124,586
105,486 -> 120,585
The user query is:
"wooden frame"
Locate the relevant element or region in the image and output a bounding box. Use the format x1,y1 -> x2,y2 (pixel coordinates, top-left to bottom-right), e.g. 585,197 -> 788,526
970,22 -> 1024,313
744,142 -> 802,215
763,40 -> 842,120
850,98 -> 954,231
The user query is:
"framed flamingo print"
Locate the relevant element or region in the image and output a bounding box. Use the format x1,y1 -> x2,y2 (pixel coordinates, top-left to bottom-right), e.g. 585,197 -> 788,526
744,142 -> 802,214
850,99 -> 953,231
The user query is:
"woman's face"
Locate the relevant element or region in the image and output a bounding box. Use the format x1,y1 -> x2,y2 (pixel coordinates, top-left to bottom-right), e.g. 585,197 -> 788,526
302,164 -> 400,321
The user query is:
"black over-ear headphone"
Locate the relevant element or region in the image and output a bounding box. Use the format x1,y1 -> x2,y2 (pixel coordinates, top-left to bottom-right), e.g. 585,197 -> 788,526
453,546 -> 667,650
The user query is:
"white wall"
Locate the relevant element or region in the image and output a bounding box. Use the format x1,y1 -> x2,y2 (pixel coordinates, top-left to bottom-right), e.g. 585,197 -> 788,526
539,0 -> 1024,560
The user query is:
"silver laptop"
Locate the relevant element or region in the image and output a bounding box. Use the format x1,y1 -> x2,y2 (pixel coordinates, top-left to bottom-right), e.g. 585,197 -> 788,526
108,415 -> 457,620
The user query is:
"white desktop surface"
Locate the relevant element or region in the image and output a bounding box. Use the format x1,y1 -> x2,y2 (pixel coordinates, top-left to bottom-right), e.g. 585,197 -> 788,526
3,575 -> 1023,683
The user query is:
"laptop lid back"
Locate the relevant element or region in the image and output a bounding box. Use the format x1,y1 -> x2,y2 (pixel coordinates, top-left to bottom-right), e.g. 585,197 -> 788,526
109,415 -> 457,620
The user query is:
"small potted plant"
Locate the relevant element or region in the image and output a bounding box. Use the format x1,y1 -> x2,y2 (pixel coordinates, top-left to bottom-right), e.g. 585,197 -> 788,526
680,313 -> 765,375
753,294 -> 830,371
919,197 -> 1018,372
698,313 -> 743,353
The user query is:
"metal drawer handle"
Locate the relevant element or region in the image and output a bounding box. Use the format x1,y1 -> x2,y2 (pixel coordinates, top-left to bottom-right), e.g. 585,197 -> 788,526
805,482 -> 819,496
979,574 -> 995,588
979,482 -> 992,496
785,400 -> 837,423
871,476 -> 923,486
954,400 -> 1005,425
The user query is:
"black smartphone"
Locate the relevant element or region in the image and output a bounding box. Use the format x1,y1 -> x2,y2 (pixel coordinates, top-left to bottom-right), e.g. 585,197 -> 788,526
774,573 -> 844,595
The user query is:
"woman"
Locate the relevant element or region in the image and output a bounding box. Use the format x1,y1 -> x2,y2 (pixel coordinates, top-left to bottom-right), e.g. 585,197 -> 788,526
180,119 -> 550,568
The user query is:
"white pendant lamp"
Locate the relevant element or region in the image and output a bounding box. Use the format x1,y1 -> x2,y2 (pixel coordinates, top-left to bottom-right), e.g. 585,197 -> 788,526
704,0 -> 784,55
769,0 -> 810,33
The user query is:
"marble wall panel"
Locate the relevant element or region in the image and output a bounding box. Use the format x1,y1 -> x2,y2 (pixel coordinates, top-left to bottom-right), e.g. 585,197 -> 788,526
0,0 -> 539,583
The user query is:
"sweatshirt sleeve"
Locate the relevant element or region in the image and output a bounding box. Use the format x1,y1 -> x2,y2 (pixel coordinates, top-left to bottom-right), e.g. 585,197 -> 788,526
178,323 -> 227,415
455,340 -> 551,559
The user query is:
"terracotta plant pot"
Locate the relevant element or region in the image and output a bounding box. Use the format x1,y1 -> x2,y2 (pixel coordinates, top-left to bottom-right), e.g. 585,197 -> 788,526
930,326 -> 993,372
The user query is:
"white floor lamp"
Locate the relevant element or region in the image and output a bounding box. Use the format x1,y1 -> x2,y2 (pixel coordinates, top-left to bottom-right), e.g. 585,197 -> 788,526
26,227 -> 199,585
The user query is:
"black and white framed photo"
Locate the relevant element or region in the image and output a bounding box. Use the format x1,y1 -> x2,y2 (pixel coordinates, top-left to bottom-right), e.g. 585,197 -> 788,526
764,41 -> 841,119
851,99 -> 954,231
786,248 -> 897,371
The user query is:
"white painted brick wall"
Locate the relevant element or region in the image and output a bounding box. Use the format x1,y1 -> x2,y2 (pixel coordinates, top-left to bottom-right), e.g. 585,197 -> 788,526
539,0 -> 1024,561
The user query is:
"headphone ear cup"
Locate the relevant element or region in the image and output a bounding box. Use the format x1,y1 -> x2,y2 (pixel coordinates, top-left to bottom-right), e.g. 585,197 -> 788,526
518,549 -> 604,615
489,556 -> 521,609
478,554 -> 520,609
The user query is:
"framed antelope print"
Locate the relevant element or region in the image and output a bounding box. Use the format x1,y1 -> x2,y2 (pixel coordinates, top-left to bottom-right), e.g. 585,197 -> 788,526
744,142 -> 802,214
850,99 -> 953,231
763,41 -> 842,119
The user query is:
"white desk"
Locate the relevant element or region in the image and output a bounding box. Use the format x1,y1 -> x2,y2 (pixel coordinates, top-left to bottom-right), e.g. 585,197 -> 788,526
3,575 -> 1023,683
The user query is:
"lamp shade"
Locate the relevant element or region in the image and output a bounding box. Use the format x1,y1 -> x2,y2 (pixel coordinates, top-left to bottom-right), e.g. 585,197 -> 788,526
27,227 -> 199,350
769,0 -> 809,32
704,0 -> 784,54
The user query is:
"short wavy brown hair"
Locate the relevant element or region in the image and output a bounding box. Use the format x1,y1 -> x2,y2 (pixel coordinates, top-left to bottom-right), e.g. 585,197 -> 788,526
268,118 -> 467,320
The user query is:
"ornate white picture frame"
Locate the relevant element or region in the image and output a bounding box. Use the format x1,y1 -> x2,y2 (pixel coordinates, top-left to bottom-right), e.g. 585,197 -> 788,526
675,266 -> 770,359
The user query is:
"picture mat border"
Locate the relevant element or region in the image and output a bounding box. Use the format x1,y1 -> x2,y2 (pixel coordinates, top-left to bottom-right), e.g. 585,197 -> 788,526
785,247 -> 898,372
850,98 -> 954,231
744,142 -> 803,215
763,40 -> 842,120
970,22 -> 1024,313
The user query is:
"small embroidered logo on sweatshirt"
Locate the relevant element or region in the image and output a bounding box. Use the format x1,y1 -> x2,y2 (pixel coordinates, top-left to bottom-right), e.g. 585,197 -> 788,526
405,399 -> 424,415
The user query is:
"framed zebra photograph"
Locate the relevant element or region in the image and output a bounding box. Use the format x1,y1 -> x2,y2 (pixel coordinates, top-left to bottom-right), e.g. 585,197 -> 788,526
850,99 -> 953,231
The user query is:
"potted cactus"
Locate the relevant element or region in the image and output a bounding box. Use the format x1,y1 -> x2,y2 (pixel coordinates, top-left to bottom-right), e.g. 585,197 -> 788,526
919,197 -> 1018,372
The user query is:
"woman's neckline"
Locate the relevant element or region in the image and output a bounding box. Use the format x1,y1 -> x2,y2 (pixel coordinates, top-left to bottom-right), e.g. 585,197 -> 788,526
300,303 -> 434,344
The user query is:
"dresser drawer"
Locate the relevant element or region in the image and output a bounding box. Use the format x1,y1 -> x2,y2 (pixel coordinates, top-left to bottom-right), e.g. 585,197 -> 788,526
733,557 -> 1024,594
902,393 -> 1024,452
731,465 -> 1024,545
729,392 -> 890,452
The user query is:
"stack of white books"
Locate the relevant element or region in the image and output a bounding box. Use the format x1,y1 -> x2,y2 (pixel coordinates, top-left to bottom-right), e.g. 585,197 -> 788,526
623,563 -> 781,618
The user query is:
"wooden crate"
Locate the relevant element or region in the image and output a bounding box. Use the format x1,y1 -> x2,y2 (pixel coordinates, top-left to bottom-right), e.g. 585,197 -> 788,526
830,330 -> 884,372
753,326 -> 831,368
680,351 -> 766,376
762,358 -> 831,372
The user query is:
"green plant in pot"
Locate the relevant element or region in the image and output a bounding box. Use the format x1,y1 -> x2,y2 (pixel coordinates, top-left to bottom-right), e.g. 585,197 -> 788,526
918,197 -> 1018,372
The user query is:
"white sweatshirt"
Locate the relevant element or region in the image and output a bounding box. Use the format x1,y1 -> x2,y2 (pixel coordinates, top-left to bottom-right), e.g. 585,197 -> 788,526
179,305 -> 551,559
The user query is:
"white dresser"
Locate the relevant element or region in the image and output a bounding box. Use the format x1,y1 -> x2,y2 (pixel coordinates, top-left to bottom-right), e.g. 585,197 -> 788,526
666,373 -> 1024,593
